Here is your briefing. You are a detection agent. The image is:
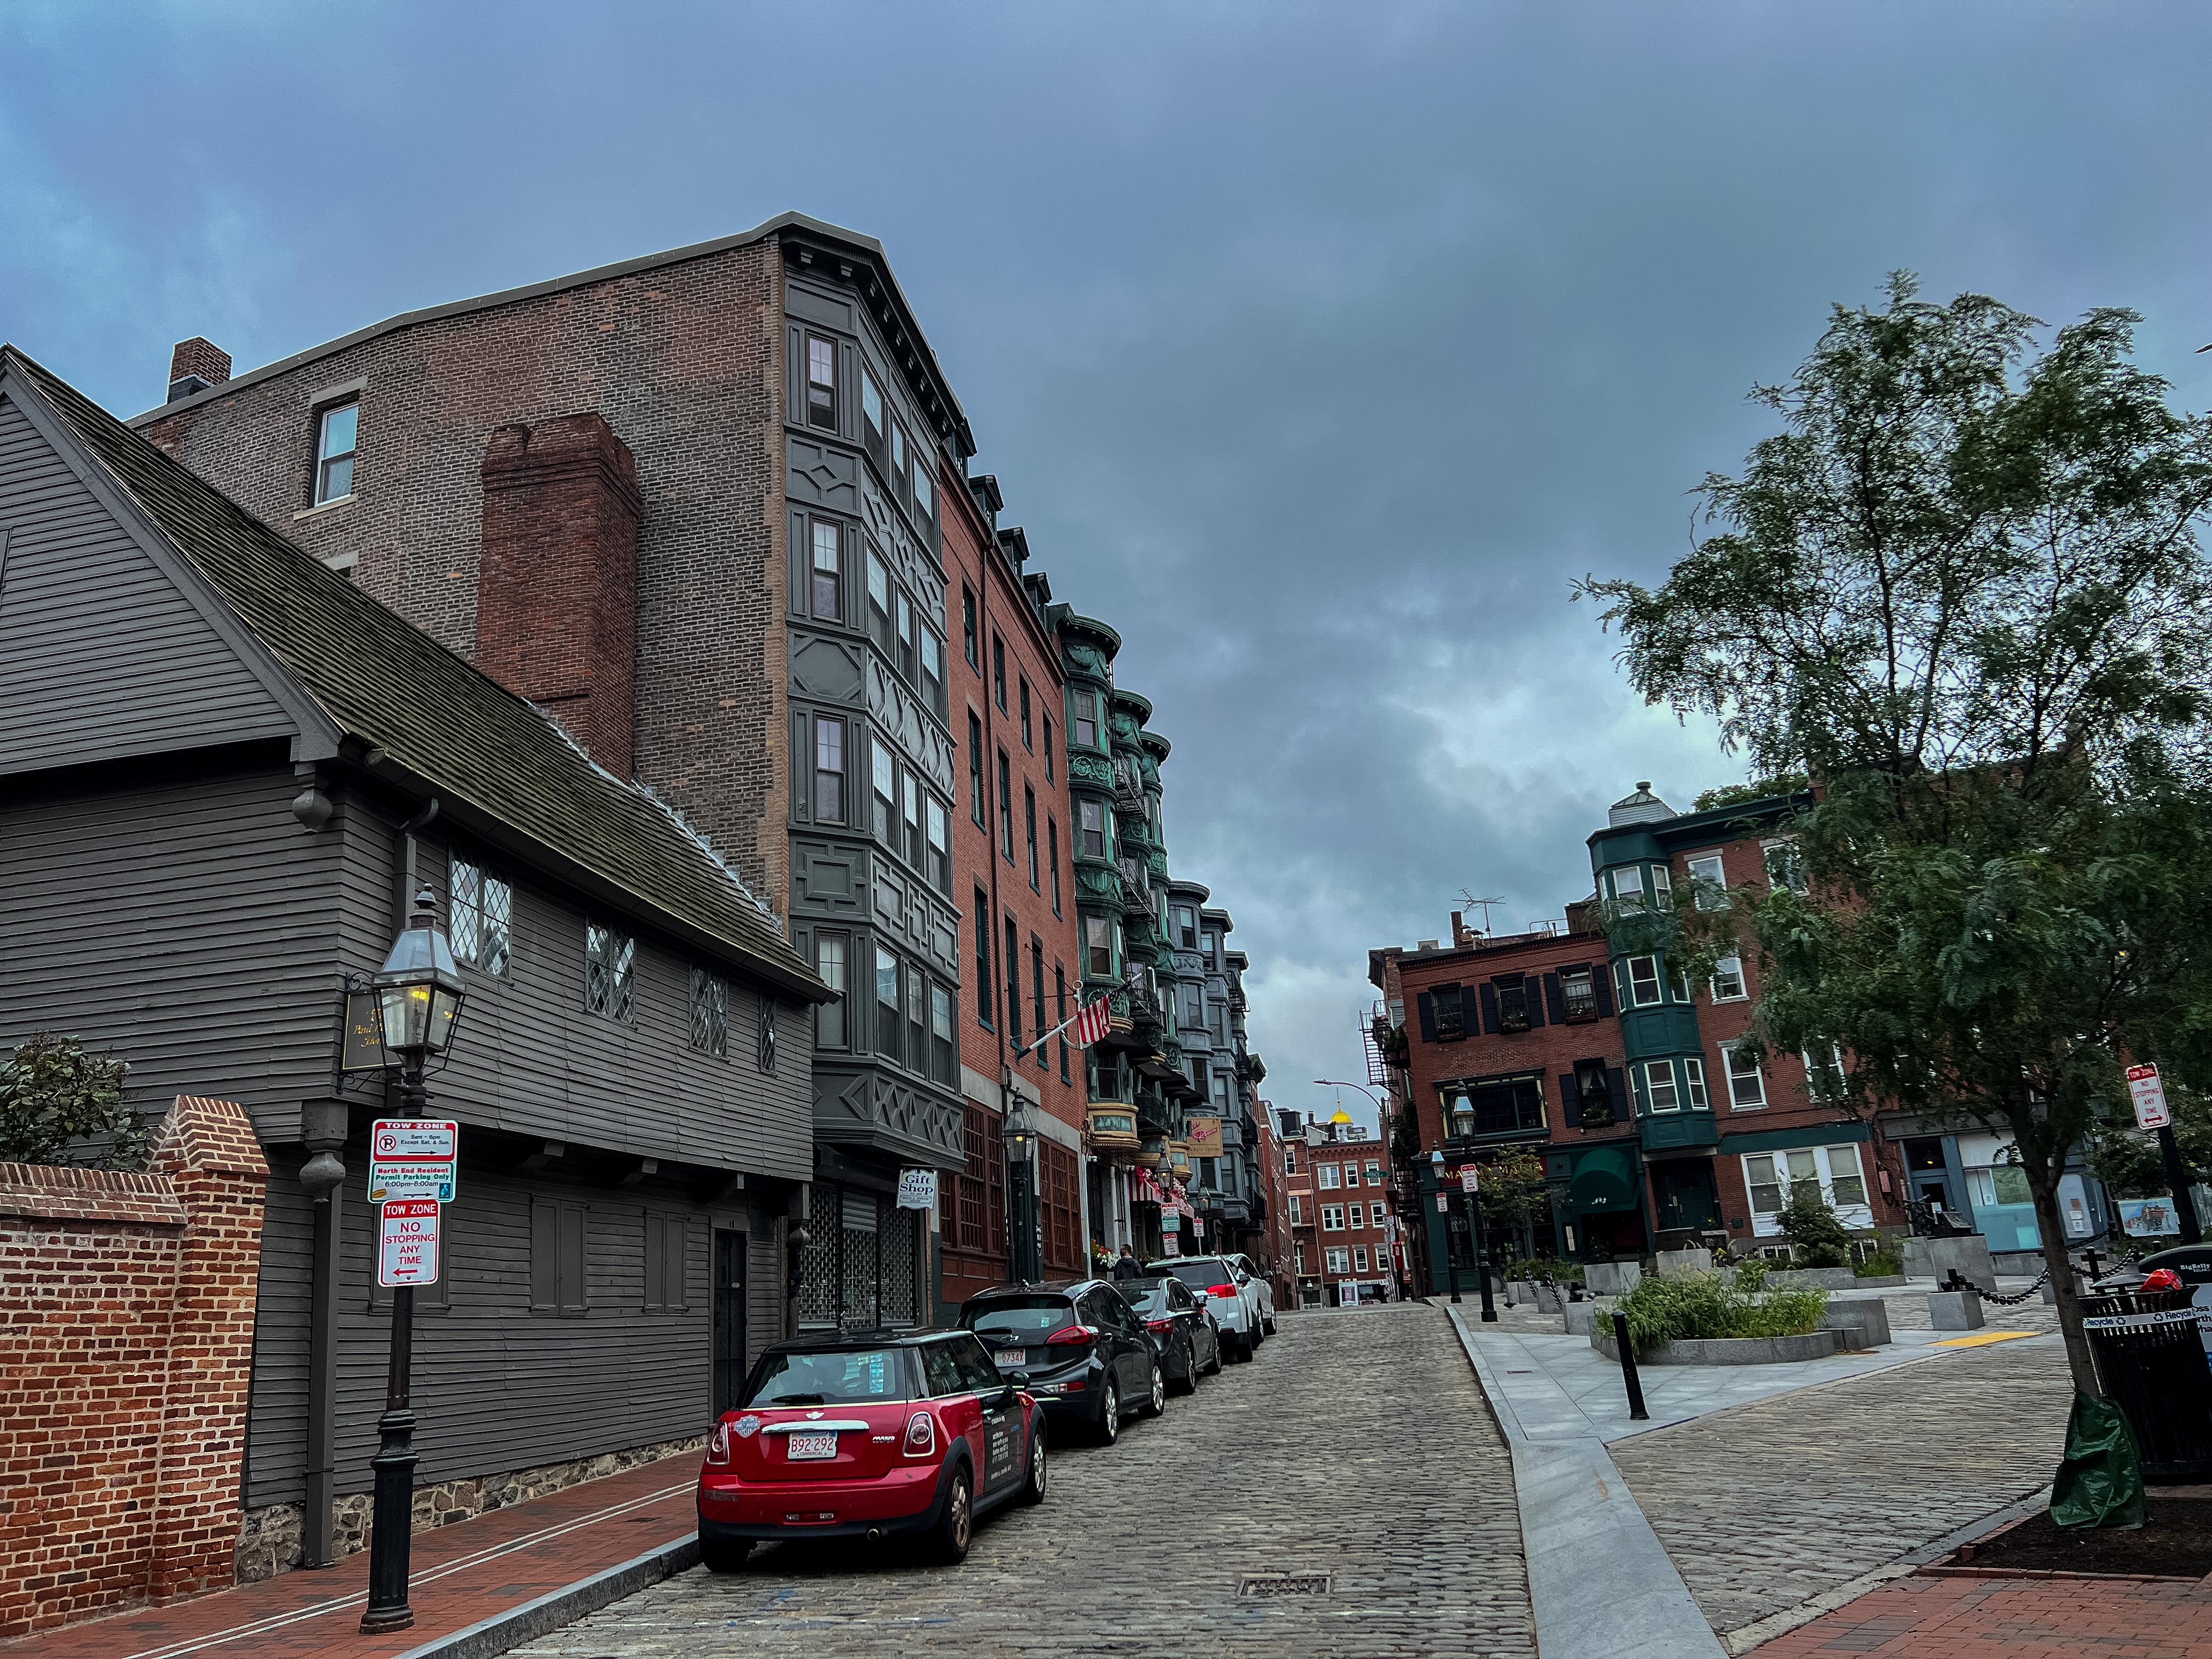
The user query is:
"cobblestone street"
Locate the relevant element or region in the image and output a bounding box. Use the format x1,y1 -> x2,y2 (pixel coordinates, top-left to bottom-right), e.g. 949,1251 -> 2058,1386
1609,1326 -> 2075,1641
514,1302 -> 1533,1659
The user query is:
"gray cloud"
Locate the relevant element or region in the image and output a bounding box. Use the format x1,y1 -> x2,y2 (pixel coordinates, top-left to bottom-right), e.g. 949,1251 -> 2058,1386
7,1 -> 2210,1133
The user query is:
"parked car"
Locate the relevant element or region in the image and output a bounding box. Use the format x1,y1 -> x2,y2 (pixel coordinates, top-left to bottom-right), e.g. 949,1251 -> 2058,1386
696,1328 -> 1046,1571
1149,1255 -> 1260,1361
1116,1273 -> 1221,1392
960,1279 -> 1165,1443
1228,1252 -> 1278,1334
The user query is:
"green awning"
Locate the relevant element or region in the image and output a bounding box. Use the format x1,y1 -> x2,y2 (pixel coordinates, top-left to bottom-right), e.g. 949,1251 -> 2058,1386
1568,1146 -> 1637,1213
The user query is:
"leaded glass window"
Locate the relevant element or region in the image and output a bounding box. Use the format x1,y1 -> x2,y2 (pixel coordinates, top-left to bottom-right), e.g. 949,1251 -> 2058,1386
585,923 -> 635,1022
450,860 -> 511,978
689,968 -> 727,1059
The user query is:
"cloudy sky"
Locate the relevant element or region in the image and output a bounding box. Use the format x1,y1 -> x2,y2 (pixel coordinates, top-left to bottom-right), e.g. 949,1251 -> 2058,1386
8,3 -> 2210,1132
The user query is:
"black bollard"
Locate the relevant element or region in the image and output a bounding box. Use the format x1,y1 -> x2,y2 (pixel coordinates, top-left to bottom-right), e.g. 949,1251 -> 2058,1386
1611,1311 -> 1649,1421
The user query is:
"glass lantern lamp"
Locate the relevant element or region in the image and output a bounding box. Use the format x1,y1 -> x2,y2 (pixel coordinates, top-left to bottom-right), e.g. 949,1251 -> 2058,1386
373,888 -> 467,1087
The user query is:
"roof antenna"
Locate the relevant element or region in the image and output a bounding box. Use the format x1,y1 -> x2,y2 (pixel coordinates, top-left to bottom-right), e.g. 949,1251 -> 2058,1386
1457,893 -> 1504,940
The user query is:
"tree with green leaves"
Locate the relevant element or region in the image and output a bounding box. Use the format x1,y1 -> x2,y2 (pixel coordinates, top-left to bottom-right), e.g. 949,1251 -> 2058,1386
0,1031 -> 145,1170
1581,275 -> 2212,1395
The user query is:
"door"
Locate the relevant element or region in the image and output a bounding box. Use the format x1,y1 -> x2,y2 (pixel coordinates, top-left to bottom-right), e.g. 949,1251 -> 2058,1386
712,1228 -> 747,1419
1654,1164 -> 1720,1233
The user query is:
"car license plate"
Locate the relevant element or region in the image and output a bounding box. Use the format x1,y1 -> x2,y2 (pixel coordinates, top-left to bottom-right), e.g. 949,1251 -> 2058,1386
786,1432 -> 839,1460
995,1350 -> 1024,1367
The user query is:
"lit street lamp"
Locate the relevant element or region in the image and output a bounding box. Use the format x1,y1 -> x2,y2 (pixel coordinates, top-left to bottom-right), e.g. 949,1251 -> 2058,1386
359,888 -> 465,1636
1432,1147 -> 1498,1322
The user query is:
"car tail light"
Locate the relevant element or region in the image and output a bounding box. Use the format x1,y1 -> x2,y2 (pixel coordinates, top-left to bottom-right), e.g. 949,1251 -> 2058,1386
1047,1324 -> 1096,1347
1206,1284 -> 1236,1300
1146,1318 -> 1175,1334
904,1411 -> 936,1457
705,1422 -> 731,1466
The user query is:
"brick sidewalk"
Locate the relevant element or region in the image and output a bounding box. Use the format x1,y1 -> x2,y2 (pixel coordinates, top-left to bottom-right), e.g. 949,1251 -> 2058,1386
0,1457 -> 697,1659
1746,1572 -> 2212,1657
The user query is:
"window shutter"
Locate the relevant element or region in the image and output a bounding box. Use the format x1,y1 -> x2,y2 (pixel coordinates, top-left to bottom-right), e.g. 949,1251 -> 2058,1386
1543,972 -> 1566,1024
1417,991 -> 1437,1041
1525,975 -> 1547,1029
791,713 -> 810,823
531,1199 -> 558,1309
562,1205 -> 588,1313
1606,1066 -> 1630,1121
1558,1072 -> 1582,1128
1478,981 -> 1500,1036
787,509 -> 806,619
1593,967 -> 1616,1018
644,1214 -> 665,1311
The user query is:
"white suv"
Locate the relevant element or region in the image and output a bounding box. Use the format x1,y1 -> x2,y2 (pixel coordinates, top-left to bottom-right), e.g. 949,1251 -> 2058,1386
1228,1253 -> 1277,1335
1150,1256 -> 1259,1361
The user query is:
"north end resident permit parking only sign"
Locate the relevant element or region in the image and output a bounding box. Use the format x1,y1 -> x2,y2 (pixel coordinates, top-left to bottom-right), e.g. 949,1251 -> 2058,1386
377,1199 -> 441,1288
368,1118 -> 459,1203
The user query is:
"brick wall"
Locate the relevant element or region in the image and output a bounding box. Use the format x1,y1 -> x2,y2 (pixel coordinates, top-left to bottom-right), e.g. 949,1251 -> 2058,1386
139,239 -> 790,911
0,1096 -> 267,1637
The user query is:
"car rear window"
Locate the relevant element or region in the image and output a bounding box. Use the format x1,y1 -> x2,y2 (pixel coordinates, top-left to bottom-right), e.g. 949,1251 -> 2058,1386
964,1295 -> 1075,1340
742,1347 -> 909,1407
1161,1261 -> 1228,1291
1118,1279 -> 1170,1313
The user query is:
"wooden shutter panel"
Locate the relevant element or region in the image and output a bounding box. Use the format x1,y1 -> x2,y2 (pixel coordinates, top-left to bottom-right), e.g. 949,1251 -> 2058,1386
1593,966 -> 1616,1018
1478,981 -> 1500,1036
1558,1072 -> 1582,1127
1417,991 -> 1437,1041
1543,972 -> 1566,1024
791,712 -> 811,823
561,1205 -> 588,1313
1605,1066 -> 1629,1122
644,1214 -> 666,1311
1525,975 -> 1547,1029
532,1199 -> 558,1309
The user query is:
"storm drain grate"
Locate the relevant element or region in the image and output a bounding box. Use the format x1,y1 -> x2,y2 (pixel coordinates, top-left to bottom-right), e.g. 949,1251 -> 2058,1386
1238,1572 -> 1334,1598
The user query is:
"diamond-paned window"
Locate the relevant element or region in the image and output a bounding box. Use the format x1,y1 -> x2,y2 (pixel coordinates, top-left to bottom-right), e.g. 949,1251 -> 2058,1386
689,969 -> 727,1059
585,923 -> 635,1022
757,999 -> 777,1074
450,860 -> 512,978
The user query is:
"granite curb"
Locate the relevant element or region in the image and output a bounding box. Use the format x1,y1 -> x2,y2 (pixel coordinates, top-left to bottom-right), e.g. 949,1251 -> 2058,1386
394,1535 -> 699,1659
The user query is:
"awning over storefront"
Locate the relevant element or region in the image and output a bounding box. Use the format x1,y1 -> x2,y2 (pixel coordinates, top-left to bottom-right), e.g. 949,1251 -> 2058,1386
1567,1145 -> 1637,1214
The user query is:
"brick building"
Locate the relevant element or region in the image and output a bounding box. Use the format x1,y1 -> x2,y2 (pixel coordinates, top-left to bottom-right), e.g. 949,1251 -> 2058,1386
1279,1111 -> 1395,1305
933,469 -> 1088,1306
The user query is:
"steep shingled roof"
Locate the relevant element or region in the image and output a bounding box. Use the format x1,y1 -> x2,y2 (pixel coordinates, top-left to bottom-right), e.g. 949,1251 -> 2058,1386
4,346 -> 824,1002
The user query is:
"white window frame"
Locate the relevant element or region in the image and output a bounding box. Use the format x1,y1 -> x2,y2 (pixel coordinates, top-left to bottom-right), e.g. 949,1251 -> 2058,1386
1643,1059 -> 1681,1113
1710,953 -> 1747,1002
1353,1245 -> 1370,1273
1371,1201 -> 1388,1227
1801,1044 -> 1848,1103
314,402 -> 358,505
1322,1205 -> 1345,1232
1364,1161 -> 1381,1186
1287,1195 -> 1305,1225
1722,1041 -> 1766,1110
1763,837 -> 1808,893
1627,956 -> 1662,1007
1317,1164 -> 1341,1190
1741,1144 -> 1874,1237
1606,866 -> 1645,907
1687,852 -> 1727,909
1650,864 -> 1672,902
1682,1057 -> 1709,1111
1325,1247 -> 1350,1275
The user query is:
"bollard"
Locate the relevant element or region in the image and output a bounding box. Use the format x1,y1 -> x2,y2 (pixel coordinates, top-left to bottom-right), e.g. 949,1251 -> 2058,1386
1611,1312 -> 1649,1421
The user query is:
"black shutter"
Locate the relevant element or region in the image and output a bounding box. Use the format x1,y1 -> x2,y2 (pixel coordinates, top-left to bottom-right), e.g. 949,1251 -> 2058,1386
1479,981 -> 1500,1035
644,1214 -> 666,1311
531,1199 -> 558,1309
1417,991 -> 1437,1041
791,712 -> 810,823
1543,972 -> 1566,1024
1605,1066 -> 1629,1123
1526,975 -> 1547,1029
1558,1073 -> 1582,1128
1593,966 -> 1616,1018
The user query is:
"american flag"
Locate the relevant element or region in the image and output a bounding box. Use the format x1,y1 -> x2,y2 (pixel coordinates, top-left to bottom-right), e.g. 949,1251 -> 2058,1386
1070,995 -> 1113,1049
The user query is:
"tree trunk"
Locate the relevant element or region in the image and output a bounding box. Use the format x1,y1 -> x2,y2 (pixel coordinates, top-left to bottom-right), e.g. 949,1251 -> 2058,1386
2026,1163 -> 2102,1397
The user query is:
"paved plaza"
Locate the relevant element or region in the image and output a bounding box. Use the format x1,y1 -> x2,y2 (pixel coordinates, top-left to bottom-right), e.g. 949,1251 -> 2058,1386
514,1301 -> 1536,1659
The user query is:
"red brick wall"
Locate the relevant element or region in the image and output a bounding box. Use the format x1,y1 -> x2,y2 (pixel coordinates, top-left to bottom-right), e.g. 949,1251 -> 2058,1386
0,1096 -> 268,1637
139,240 -> 790,910
477,414 -> 642,777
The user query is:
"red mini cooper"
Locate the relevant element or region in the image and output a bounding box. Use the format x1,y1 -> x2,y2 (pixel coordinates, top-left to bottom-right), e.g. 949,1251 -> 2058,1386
696,1328 -> 1047,1569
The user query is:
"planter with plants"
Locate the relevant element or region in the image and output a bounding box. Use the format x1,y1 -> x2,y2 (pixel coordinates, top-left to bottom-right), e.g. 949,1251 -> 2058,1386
1592,1269 -> 1836,1364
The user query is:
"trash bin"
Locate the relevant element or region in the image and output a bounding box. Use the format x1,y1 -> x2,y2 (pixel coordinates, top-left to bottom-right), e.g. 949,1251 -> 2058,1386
2080,1285 -> 2212,1484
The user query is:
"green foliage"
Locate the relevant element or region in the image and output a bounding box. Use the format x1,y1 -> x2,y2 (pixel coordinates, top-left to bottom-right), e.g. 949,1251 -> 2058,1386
1471,1147 -> 1553,1230
2087,1082 -> 2210,1195
1612,1271 -> 1829,1352
1390,1097 -> 1422,1166
1854,1250 -> 1905,1278
1732,1255 -> 1770,1291
1578,273 -> 2212,1395
1776,1186 -> 1854,1267
0,1032 -> 144,1169
1505,1255 -> 1583,1284
1694,774 -> 1812,813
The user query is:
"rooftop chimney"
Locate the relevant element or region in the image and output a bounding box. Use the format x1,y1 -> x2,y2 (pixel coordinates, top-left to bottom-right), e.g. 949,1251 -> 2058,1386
167,337 -> 232,403
477,415 -> 641,778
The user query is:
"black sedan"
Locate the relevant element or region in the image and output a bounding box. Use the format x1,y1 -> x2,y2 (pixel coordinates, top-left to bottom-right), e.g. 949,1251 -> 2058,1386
1116,1274 -> 1221,1393
960,1280 -> 1164,1444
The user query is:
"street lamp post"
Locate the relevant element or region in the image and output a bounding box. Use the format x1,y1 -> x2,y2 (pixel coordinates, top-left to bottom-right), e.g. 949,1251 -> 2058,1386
1005,1086 -> 1042,1285
359,888 -> 466,1637
1429,1149 -> 1461,1306
1431,1147 -> 1498,1322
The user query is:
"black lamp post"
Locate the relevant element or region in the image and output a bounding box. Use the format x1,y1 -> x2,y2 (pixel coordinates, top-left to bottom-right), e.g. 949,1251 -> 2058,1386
359,888 -> 465,1636
1430,1149 -> 1461,1306
1005,1090 -> 1043,1285
1432,1147 -> 1498,1322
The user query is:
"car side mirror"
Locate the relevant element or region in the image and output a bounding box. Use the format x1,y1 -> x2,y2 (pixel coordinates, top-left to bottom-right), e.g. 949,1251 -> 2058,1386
1008,1370 -> 1031,1390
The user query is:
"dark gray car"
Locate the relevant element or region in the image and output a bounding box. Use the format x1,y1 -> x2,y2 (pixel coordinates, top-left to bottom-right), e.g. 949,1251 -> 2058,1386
961,1279 -> 1165,1444
1116,1274 -> 1221,1392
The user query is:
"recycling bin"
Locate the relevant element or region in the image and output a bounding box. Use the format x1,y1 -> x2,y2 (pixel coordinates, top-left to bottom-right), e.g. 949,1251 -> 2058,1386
2080,1285 -> 2212,1483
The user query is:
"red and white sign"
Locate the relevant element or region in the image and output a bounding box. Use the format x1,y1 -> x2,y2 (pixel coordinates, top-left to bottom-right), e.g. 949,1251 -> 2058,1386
377,1199 -> 442,1288
1435,1193 -> 1449,1212
2128,1064 -> 2171,1131
1071,997 -> 1113,1048
1163,1232 -> 1182,1257
1460,1167 -> 1480,1195
369,1119 -> 459,1203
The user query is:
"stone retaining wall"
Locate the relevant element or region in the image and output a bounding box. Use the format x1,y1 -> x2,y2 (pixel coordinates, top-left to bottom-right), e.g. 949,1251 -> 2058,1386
1592,1327 -> 1840,1365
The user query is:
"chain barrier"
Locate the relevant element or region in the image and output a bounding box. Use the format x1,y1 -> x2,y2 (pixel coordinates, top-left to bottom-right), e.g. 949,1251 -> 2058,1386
1973,1270 -> 2050,1306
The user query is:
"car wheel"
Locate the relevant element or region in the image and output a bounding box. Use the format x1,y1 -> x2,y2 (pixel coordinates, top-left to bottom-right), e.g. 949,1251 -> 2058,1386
931,1466 -> 973,1564
1170,1339 -> 1197,1395
1233,1331 -> 1254,1363
1141,1362 -> 1166,1418
698,1536 -> 751,1573
1263,1315 -> 1278,1335
1097,1380 -> 1120,1444
1019,1421 -> 1048,1505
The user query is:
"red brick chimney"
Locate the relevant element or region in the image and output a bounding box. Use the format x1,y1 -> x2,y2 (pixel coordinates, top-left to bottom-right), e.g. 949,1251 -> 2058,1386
167,337 -> 231,402
477,415 -> 641,778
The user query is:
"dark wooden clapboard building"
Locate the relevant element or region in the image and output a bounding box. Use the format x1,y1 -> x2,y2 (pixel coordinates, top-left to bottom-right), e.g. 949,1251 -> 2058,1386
0,347 -> 826,1576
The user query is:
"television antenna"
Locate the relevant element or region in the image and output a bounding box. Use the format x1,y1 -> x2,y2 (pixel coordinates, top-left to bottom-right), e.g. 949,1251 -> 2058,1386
1458,892 -> 1505,936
